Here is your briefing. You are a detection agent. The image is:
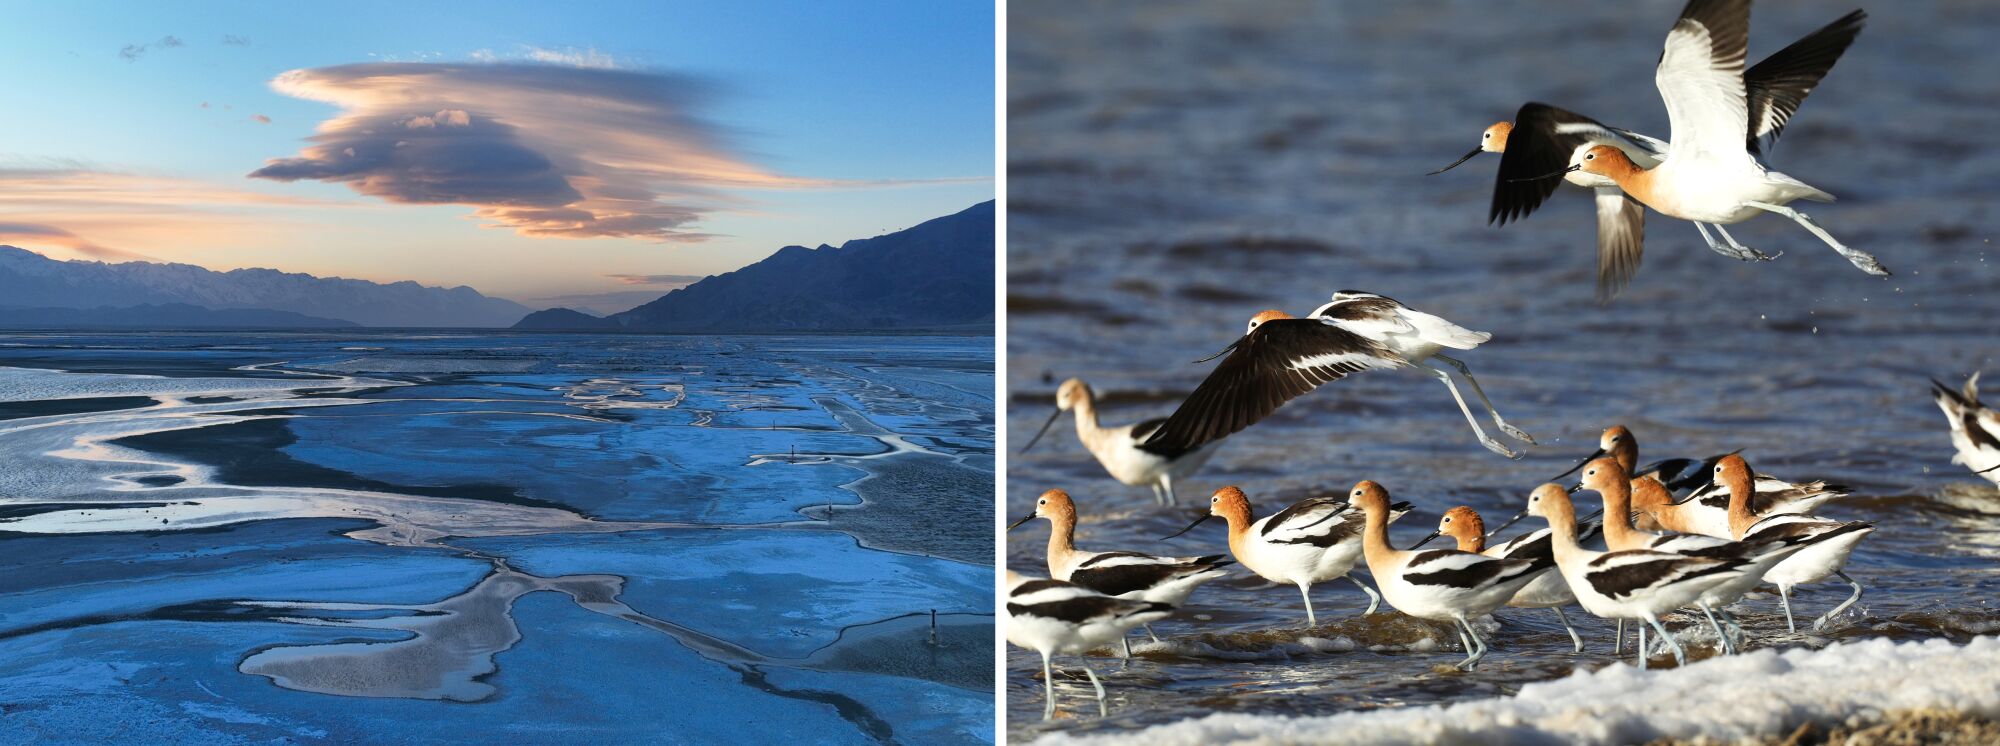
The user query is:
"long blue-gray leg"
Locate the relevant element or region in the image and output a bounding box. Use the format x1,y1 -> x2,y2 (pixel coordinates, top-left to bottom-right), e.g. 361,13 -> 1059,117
1815,571 -> 1865,631
1420,364 -> 1520,459
1646,614 -> 1687,666
1076,657 -> 1108,717
1742,200 -> 1889,276
1699,603 -> 1733,655
1346,574 -> 1381,616
1711,223 -> 1776,261
1432,353 -> 1534,444
1552,607 -> 1583,653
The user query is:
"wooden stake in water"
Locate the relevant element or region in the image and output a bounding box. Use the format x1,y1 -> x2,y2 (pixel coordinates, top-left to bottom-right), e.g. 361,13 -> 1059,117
929,609 -> 938,646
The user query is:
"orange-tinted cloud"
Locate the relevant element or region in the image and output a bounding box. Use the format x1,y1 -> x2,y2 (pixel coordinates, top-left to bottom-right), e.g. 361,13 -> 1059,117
247,62 -> 918,242
0,222 -> 150,261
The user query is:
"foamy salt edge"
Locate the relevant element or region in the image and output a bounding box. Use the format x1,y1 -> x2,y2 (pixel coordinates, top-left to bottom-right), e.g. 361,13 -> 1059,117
1049,635 -> 2000,746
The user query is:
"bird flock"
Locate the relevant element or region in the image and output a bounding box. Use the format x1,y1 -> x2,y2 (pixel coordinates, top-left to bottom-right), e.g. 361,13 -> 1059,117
1006,0 -> 2000,722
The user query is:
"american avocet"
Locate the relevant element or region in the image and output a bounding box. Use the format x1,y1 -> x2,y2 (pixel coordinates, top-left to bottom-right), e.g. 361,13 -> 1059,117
1348,481 -> 1546,670
1005,570 -> 1174,719
1580,458 -> 1810,654
1008,489 -> 1232,655
1139,291 -> 1535,460
1418,506 -> 1602,653
1022,378 -> 1222,505
1163,486 -> 1410,626
1932,373 -> 2000,484
1432,9 -> 1865,300
1526,483 -> 1752,669
1556,1 -> 1888,277
1714,455 -> 1875,632
1552,425 -> 1847,533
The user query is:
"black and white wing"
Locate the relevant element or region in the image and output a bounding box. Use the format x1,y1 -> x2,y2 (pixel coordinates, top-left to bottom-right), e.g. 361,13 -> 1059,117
1744,9 -> 1866,154
1490,102 -> 1662,227
1007,578 -> 1174,626
1492,517 -> 1602,561
1581,549 -> 1744,600
1740,514 -> 1874,547
1402,550 -> 1547,589
1068,551 -> 1232,597
1593,187 -> 1648,303
1313,290 -> 1490,351
1683,476 -> 1850,515
1933,374 -> 2000,479
1656,0 -> 1753,162
1637,454 -> 1726,495
1140,319 -> 1395,455
1258,498 -> 1411,547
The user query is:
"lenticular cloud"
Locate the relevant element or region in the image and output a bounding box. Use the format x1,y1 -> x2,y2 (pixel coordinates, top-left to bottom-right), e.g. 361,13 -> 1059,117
249,62 -> 819,241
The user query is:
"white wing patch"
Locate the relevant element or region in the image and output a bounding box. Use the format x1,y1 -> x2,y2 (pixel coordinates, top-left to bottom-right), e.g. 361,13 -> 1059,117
1289,351 -> 1383,372
1657,12 -> 1750,162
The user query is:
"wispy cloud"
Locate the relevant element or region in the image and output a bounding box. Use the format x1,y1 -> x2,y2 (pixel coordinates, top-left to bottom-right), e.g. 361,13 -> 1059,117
119,35 -> 183,62
250,114 -> 272,124
0,222 -> 150,260
248,61 -> 977,243
222,34 -> 251,46
523,46 -> 617,69
605,273 -> 703,285
0,165 -> 350,262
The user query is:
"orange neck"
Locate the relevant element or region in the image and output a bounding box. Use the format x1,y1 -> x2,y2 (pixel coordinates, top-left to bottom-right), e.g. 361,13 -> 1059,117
1597,479 -> 1648,551
1045,513 -> 1078,569
1725,474 -> 1758,539
1452,532 -> 1486,554
1360,504 -> 1398,570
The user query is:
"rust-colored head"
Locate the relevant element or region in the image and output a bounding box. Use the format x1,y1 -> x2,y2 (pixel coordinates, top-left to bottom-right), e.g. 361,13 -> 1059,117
1030,488 -> 1077,524
1054,377 -> 1091,411
1482,121 -> 1512,153
1602,425 -> 1638,470
1246,309 -> 1294,335
1579,456 -> 1631,496
1526,482 -> 1574,522
1346,480 -> 1393,514
1439,506 -> 1486,551
1573,144 -> 1634,177
1713,454 -> 1755,495
1630,475 -> 1674,511
1208,486 -> 1255,523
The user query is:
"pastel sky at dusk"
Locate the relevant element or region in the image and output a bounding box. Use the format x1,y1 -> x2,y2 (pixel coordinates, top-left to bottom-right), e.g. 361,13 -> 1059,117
0,1 -> 993,313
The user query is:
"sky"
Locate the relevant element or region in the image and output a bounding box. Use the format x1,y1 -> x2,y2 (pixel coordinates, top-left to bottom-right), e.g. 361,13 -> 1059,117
0,1 -> 993,313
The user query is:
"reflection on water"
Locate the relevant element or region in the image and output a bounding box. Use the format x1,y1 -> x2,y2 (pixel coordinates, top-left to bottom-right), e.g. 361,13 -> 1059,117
1007,0 -> 2000,739
0,331 -> 993,742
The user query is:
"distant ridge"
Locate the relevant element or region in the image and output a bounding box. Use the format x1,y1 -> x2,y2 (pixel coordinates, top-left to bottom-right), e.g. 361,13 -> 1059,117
0,303 -> 357,329
514,307 -> 617,330
0,246 -> 531,327
528,201 -> 993,333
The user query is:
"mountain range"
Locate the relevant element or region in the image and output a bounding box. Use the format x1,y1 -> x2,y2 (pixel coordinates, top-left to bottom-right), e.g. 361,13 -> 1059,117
515,200 -> 995,332
0,303 -> 356,329
0,246 -> 529,327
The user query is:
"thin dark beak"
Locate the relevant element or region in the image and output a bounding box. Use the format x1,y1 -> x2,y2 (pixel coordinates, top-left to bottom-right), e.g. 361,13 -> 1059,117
1568,482 -> 1585,494
1977,463 -> 2000,474
1193,339 -> 1242,364
1485,509 -> 1528,538
1509,164 -> 1580,183
1019,408 -> 1063,454
1411,529 -> 1443,549
1582,507 -> 1604,522
1296,501 -> 1352,531
1552,447 -> 1607,482
1007,513 -> 1036,531
1160,512 -> 1212,541
1427,147 -> 1484,175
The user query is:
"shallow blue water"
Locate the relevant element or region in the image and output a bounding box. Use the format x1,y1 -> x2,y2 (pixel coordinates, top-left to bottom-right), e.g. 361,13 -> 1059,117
0,331 -> 993,744
1006,0 -> 2000,740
